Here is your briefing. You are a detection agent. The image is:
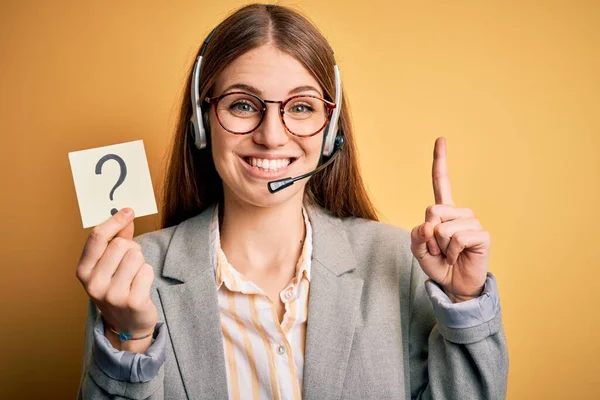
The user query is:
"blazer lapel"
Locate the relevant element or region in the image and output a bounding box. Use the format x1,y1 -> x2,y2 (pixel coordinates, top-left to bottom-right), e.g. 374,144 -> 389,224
157,206 -> 229,399
303,206 -> 364,400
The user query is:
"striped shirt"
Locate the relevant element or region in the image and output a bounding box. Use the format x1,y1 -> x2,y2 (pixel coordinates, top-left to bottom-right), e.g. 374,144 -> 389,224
210,206 -> 312,400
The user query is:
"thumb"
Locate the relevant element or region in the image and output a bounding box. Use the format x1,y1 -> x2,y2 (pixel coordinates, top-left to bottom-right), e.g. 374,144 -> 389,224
410,222 -> 433,260
115,209 -> 135,240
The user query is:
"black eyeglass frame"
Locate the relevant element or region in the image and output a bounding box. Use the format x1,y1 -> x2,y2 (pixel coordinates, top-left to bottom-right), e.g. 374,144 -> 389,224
204,91 -> 337,137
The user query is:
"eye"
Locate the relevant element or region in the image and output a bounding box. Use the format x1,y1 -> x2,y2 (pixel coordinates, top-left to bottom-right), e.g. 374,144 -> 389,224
288,102 -> 314,114
230,100 -> 258,114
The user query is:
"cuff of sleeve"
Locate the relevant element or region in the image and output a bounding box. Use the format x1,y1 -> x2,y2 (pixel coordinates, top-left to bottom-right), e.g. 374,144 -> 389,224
88,349 -> 165,399
93,317 -> 167,383
425,272 -> 501,329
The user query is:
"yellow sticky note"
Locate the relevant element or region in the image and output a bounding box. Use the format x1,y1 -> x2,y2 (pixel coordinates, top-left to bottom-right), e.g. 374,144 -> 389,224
68,140 -> 158,228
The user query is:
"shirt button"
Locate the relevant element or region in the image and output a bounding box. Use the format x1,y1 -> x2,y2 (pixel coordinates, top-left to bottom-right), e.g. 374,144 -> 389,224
285,290 -> 295,299
276,345 -> 285,355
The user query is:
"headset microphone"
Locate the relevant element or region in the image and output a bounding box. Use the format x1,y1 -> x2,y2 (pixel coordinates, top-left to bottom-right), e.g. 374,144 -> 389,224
268,135 -> 344,194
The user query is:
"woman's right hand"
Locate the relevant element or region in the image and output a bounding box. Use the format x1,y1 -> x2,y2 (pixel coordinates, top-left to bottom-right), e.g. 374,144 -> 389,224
76,208 -> 158,351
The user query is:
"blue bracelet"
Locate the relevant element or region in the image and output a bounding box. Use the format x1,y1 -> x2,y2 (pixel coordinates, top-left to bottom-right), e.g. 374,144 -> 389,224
107,324 -> 154,342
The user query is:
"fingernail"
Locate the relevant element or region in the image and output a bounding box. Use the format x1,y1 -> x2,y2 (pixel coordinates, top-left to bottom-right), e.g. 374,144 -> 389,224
122,208 -> 132,217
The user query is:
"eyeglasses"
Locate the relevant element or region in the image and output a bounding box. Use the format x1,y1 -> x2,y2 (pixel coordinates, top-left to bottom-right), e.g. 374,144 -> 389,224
204,91 -> 336,137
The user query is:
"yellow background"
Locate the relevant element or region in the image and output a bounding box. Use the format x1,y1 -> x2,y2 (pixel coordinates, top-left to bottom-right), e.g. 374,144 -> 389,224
1,0 -> 598,398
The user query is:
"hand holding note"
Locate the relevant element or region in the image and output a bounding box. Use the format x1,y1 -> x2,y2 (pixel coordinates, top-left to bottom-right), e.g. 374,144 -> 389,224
70,140 -> 159,350
76,208 -> 158,352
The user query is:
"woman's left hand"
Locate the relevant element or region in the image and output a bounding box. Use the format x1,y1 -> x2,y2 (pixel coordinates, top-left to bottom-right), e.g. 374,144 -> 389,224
410,137 -> 490,303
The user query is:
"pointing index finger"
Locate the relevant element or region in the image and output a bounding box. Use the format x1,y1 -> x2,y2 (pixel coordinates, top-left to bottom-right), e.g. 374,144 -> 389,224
432,137 -> 454,205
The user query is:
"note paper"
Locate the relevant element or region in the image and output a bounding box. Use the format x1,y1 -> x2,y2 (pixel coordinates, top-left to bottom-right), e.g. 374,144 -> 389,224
68,140 -> 158,228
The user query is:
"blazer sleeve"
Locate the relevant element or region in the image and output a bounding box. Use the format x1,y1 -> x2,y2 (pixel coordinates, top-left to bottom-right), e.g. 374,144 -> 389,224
408,255 -> 509,399
77,299 -> 166,400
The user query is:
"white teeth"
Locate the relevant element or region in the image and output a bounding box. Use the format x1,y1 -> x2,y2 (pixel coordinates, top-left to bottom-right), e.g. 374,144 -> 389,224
246,157 -> 291,171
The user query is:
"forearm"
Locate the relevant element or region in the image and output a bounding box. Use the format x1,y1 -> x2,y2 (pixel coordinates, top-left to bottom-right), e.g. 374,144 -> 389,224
78,301 -> 167,399
417,314 -> 509,399
408,256 -> 509,399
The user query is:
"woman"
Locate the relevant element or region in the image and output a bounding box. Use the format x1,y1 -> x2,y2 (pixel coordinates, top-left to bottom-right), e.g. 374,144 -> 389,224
77,3 -> 508,399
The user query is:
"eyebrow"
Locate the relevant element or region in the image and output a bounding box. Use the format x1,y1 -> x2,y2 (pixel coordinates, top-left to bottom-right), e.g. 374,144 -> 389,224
221,83 -> 323,97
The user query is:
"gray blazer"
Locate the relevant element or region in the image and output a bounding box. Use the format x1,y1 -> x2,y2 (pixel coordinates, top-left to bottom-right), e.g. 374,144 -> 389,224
78,204 -> 508,399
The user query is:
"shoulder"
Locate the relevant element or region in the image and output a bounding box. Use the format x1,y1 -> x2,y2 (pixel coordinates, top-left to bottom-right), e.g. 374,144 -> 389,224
132,206 -> 214,258
311,210 -> 421,323
132,224 -> 178,264
340,215 -> 411,247
339,216 -> 414,271
308,205 -> 415,279
130,206 -> 215,282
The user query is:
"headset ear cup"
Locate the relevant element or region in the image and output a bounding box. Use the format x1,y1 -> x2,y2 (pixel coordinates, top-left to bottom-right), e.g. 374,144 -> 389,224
319,122 -> 330,159
189,120 -> 196,144
189,111 -> 209,150
321,126 -> 339,158
199,110 -> 210,148
202,111 -> 210,135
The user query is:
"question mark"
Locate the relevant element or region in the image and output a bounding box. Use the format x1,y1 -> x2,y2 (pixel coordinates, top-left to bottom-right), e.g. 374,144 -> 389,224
95,154 -> 127,216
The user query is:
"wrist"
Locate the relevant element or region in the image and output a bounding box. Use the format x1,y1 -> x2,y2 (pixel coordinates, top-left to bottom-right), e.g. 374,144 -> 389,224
446,292 -> 476,303
103,321 -> 155,353
105,326 -> 154,353
442,286 -> 484,303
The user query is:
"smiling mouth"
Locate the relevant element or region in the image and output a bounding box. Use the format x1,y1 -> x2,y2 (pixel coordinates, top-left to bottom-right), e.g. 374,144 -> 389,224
242,156 -> 298,172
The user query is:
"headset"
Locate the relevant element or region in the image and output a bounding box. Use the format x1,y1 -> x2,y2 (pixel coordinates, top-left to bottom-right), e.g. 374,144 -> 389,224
188,27 -> 344,193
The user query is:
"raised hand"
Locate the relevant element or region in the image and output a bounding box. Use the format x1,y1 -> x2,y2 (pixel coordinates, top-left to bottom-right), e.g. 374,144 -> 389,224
410,138 -> 490,303
76,208 -> 157,351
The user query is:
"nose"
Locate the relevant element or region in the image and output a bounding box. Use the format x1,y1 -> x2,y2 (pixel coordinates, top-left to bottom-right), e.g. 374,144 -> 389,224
252,103 -> 289,149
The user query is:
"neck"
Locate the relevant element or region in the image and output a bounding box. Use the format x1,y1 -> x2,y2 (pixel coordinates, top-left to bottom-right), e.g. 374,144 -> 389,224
219,189 -> 306,279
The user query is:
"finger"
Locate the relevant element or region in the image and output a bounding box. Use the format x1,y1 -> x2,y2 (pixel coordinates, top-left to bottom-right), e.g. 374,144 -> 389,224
426,237 -> 440,257
433,217 -> 483,256
425,204 -> 474,225
129,263 -> 155,311
87,237 -> 142,292
424,205 -> 474,255
77,208 -> 135,283
432,137 -> 454,205
446,230 -> 490,266
411,222 -> 437,260
105,249 -> 146,307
